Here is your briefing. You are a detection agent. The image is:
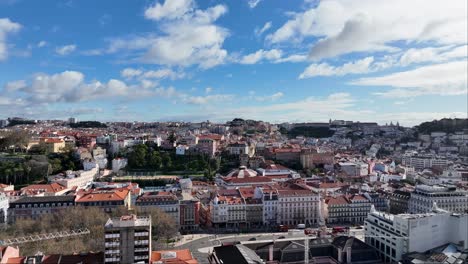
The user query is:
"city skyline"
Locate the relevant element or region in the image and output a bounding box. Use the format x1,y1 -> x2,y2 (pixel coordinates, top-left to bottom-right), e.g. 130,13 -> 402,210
0,0 -> 467,125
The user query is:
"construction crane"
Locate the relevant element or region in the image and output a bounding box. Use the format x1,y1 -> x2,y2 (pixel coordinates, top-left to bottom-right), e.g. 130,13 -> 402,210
0,228 -> 90,246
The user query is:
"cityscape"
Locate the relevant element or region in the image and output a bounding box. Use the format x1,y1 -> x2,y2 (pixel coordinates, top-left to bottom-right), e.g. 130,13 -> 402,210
0,0 -> 467,264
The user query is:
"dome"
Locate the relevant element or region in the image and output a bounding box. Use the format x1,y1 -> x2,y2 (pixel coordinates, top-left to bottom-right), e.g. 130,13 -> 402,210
226,166 -> 258,178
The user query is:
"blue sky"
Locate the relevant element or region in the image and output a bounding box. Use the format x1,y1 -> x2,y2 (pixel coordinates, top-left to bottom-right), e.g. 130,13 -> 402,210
0,0 -> 466,126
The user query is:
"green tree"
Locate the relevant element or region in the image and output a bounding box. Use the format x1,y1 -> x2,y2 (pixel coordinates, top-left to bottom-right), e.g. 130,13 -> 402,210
50,158 -> 63,174
147,151 -> 162,169
167,133 -> 176,144
161,152 -> 172,170
128,144 -> 148,168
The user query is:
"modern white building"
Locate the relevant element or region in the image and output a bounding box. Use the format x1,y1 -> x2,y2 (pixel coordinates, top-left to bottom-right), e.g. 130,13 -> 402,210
402,154 -> 450,170
408,184 -> 468,214
0,192 -> 8,223
365,206 -> 468,263
49,166 -> 99,188
112,158 -> 128,172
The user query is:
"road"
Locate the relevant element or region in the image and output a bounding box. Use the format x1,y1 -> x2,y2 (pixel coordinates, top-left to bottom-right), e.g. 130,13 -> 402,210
173,228 -> 365,264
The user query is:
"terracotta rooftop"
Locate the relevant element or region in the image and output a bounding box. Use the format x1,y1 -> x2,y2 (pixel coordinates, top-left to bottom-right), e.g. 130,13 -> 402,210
151,249 -> 198,264
76,189 -> 129,202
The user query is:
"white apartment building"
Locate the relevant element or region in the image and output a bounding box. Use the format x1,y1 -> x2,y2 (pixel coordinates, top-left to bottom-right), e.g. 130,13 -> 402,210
276,189 -> 321,226
365,206 -> 468,263
211,191 -> 246,227
402,154 -> 450,170
408,184 -> 468,214
112,158 -> 128,172
0,192 -> 8,223
256,186 -> 278,225
49,166 -> 98,188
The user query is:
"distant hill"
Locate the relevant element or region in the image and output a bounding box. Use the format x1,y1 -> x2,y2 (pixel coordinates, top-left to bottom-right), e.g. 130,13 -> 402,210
7,119 -> 36,126
416,118 -> 468,134
69,121 -> 107,128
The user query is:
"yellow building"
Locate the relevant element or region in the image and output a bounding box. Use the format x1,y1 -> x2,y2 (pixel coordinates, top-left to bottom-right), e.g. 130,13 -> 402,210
41,138 -> 66,153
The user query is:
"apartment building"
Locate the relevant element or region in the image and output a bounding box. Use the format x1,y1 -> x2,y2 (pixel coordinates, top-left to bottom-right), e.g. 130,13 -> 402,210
276,187 -> 320,226
0,192 -> 8,223
136,191 -> 180,227
75,189 -> 131,213
8,195 -> 75,222
408,184 -> 468,214
257,185 -> 278,225
389,190 -> 411,214
365,207 -> 468,262
104,214 -> 151,264
402,154 -> 449,170
48,165 -> 98,188
210,189 -> 246,228
324,194 -> 372,225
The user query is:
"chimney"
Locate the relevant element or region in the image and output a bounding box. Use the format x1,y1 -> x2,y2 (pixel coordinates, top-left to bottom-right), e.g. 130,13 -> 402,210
268,244 -> 274,261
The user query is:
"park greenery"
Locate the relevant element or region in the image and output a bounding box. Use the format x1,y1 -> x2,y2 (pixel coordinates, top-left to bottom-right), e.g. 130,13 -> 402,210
0,206 -> 177,255
125,144 -> 219,179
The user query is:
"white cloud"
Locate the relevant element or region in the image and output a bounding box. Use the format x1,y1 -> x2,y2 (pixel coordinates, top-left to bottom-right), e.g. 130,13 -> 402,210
55,44 -> 76,56
37,41 -> 47,48
184,94 -> 233,105
3,70 -> 182,104
205,87 -> 213,93
139,0 -> 229,68
121,68 -> 143,79
299,57 -> 374,79
121,67 -> 185,80
240,49 -> 282,64
248,0 -> 261,9
0,18 -> 21,61
253,92 -> 284,102
4,79 -> 26,92
267,0 -> 467,60
142,68 -> 185,80
254,21 -> 272,36
274,54 -> 308,63
145,0 -> 194,21
399,45 -> 467,66
351,60 -> 467,97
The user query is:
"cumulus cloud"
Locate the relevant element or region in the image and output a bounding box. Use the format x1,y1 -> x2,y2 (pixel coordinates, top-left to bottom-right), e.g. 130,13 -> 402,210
240,49 -> 282,64
2,70 -> 182,104
0,18 -> 22,61
267,0 -> 467,60
120,0 -> 228,69
299,56 -> 374,79
55,44 -> 76,55
351,60 -> 467,97
145,0 -> 194,21
121,68 -> 143,79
